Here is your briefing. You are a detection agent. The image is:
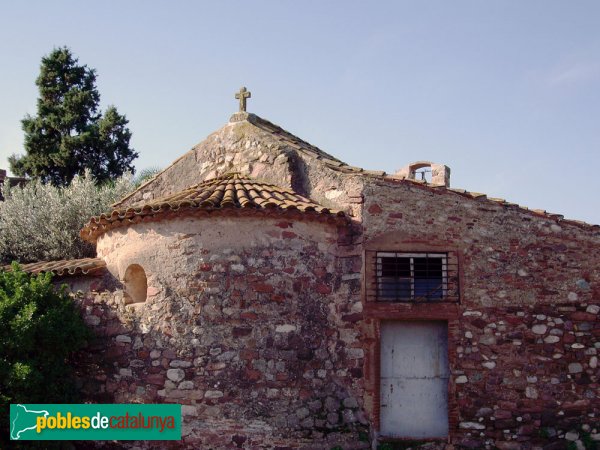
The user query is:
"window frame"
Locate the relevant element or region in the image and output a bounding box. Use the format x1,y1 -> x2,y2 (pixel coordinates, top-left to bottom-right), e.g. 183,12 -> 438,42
376,252 -> 448,301
365,249 -> 460,304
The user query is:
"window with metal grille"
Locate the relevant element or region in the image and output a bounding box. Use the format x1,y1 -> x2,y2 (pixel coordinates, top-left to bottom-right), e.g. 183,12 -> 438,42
368,251 -> 459,302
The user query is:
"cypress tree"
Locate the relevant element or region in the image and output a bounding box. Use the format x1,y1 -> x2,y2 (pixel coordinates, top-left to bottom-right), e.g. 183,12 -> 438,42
9,47 -> 137,185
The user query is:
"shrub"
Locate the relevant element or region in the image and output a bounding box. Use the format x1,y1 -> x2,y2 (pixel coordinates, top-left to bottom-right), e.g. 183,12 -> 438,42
0,170 -> 135,264
0,264 -> 90,444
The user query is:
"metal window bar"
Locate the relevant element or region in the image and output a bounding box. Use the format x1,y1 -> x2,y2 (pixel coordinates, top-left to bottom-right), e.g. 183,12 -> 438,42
368,251 -> 460,303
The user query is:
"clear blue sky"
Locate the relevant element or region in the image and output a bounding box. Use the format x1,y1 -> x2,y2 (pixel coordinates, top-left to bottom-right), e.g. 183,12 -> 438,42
1,1 -> 599,224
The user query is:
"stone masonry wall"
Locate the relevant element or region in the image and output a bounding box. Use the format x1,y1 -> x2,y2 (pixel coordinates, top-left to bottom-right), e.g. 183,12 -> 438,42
73,215 -> 369,449
118,116 -> 366,221
360,179 -> 600,449
66,170 -> 600,449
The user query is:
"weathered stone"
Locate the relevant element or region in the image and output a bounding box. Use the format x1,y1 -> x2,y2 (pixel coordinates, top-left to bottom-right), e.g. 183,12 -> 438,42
479,335 -> 497,345
577,279 -> 591,290
494,410 -> 512,419
346,348 -> 364,359
181,405 -> 197,416
166,368 -> 185,382
170,360 -> 192,368
295,407 -> 310,419
482,361 -> 496,369
342,409 -> 356,424
343,397 -> 358,408
324,396 -> 339,412
585,304 -> 599,314
476,407 -> 493,417
204,390 -> 224,399
455,375 -> 468,384
178,380 -> 194,390
568,363 -> 583,373
565,431 -> 579,441
525,386 -> 538,399
532,324 -> 547,335
459,422 -> 485,430
146,374 -> 165,385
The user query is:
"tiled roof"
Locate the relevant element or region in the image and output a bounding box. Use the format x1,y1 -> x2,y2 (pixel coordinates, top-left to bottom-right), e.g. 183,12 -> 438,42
5,258 -> 106,276
81,173 -> 346,242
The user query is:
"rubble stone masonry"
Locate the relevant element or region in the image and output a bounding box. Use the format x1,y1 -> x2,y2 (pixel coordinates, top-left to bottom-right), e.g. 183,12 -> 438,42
58,113 -> 599,449
359,179 -> 600,449
71,216 -> 369,449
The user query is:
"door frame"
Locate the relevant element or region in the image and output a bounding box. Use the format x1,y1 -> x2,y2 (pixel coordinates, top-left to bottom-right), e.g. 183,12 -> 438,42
363,305 -> 461,441
378,319 -> 451,439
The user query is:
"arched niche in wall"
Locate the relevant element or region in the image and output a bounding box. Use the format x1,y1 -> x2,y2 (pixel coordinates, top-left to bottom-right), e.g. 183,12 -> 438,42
123,264 -> 148,305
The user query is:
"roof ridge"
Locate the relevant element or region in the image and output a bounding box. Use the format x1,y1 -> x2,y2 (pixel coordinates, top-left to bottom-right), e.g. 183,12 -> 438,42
247,114 -> 347,165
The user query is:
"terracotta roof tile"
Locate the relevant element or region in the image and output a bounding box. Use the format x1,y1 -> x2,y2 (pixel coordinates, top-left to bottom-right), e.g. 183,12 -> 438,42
4,258 -> 106,277
82,173 -> 346,243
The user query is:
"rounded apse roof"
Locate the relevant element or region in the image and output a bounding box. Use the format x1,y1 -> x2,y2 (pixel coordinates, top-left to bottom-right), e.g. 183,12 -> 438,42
81,173 -> 347,243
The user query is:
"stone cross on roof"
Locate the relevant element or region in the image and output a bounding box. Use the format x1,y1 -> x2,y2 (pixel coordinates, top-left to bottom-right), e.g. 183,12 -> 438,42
235,87 -> 251,112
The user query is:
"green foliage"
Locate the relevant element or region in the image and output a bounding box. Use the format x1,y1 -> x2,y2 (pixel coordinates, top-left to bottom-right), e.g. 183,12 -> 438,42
9,46 -> 137,186
0,170 -> 135,263
581,431 -> 594,449
0,264 -> 89,442
133,166 -> 161,188
358,430 -> 370,442
378,443 -> 394,450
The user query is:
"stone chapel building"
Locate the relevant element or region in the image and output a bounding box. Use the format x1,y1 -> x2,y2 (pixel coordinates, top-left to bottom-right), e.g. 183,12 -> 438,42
18,90 -> 600,449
